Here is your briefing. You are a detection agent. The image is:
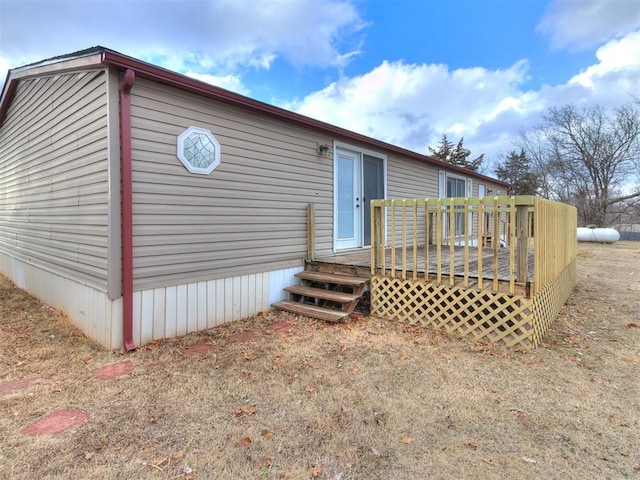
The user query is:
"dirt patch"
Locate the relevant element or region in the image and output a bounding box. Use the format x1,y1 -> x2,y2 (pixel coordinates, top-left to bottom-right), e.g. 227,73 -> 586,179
0,242 -> 638,479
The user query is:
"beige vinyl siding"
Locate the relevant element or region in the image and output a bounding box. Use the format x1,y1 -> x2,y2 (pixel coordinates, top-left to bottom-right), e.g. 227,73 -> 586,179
385,156 -> 506,245
384,153 -> 439,246
0,70 -> 110,290
129,78 -> 333,291
387,153 -> 439,198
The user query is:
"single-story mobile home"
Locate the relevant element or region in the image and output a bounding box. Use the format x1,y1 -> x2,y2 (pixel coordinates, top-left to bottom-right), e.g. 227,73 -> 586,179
0,47 -> 508,350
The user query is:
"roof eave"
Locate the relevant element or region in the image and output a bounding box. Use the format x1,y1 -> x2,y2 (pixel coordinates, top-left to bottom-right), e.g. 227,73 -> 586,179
0,51 -> 104,125
100,49 -> 505,185
1,47 -> 507,187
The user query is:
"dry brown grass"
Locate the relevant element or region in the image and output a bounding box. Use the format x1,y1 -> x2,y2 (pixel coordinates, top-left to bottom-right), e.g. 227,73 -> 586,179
1,242 -> 639,479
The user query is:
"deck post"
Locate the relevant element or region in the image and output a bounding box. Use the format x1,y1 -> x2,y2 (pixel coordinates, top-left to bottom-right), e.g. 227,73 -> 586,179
307,203 -> 315,261
516,203 -> 529,284
372,202 -> 384,275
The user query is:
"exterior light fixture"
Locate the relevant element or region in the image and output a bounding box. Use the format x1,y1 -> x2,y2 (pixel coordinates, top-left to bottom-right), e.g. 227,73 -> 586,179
318,144 -> 332,158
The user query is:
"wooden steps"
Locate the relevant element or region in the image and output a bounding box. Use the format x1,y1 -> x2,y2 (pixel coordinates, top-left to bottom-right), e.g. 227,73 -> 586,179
284,285 -> 360,303
295,271 -> 369,287
272,270 -> 370,322
271,301 -> 349,322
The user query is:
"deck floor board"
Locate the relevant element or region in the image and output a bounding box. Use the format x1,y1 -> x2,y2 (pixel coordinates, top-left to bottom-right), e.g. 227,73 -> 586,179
317,246 -> 534,294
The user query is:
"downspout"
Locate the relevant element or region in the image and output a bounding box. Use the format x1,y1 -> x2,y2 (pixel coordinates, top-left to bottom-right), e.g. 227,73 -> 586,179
120,69 -> 136,351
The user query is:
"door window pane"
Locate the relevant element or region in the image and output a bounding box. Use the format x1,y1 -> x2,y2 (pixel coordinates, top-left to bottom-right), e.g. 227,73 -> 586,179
337,155 -> 354,239
363,155 -> 384,246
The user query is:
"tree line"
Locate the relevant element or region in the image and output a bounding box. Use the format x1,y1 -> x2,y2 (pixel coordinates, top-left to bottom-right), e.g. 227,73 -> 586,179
429,100 -> 640,227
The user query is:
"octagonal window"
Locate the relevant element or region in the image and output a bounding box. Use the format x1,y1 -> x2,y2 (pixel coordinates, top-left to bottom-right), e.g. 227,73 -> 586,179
177,126 -> 221,174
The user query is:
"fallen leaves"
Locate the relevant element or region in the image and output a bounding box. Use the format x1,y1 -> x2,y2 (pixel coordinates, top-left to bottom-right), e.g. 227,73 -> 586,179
234,405 -> 258,417
238,437 -> 252,446
626,322 -> 638,328
401,437 -> 413,445
273,351 -> 284,370
172,451 -> 185,462
311,464 -> 323,478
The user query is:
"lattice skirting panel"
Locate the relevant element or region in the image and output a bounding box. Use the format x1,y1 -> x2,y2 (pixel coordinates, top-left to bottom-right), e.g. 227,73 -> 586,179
371,262 -> 577,349
371,276 -> 536,348
530,261 -> 577,348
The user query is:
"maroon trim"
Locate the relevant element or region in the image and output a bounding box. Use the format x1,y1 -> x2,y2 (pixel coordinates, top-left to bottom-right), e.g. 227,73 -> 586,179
1,47 -> 506,186
0,78 -> 18,125
119,68 -> 136,352
100,49 -> 507,186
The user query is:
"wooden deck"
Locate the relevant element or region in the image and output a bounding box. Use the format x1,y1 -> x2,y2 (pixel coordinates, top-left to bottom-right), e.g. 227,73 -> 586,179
305,196 -> 577,349
316,246 -> 535,296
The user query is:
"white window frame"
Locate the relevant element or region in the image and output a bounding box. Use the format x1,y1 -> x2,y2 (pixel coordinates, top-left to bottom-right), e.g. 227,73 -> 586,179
439,170 -> 473,242
177,126 -> 221,175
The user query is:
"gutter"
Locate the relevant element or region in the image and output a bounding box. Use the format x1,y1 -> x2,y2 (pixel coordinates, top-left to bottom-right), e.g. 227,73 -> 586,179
119,68 -> 137,352
100,49 -> 508,187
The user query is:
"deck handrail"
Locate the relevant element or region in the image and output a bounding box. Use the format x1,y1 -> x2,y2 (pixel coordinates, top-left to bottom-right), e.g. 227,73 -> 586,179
371,196 -> 576,297
532,197 -> 577,295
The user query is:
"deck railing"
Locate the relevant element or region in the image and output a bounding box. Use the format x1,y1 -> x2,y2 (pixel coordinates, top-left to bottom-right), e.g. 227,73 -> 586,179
371,196 -> 576,297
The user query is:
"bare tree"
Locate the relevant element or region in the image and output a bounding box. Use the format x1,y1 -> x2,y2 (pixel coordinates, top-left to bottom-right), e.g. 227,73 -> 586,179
519,102 -> 640,226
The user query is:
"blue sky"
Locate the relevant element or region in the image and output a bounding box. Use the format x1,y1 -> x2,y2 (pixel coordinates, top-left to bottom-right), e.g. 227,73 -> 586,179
1,0 -> 639,172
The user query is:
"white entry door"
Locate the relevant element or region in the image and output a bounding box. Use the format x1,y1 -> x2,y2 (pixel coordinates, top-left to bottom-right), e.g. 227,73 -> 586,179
335,149 -> 361,249
335,148 -> 385,250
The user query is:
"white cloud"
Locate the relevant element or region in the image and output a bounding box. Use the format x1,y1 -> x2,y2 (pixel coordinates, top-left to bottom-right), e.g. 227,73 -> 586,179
185,72 -> 251,96
0,0 -> 364,75
537,0 -> 640,51
285,59 -> 531,158
287,27 -> 640,167
0,56 -> 10,93
2,0 -> 639,176
569,30 -> 640,90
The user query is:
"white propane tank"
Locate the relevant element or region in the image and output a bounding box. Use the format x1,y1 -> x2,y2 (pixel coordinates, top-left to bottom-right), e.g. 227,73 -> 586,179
577,227 -> 620,243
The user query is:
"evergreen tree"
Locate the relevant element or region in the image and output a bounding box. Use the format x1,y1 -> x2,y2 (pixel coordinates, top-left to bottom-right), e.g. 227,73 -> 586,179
494,149 -> 540,195
429,134 -> 484,172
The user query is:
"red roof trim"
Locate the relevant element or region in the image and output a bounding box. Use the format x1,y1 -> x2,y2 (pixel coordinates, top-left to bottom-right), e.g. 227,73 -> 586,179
0,47 -> 506,186
0,77 -> 18,125
99,49 -> 506,186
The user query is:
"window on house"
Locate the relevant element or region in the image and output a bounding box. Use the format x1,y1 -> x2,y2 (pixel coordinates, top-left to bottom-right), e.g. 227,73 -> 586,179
177,126 -> 221,174
440,172 -> 471,237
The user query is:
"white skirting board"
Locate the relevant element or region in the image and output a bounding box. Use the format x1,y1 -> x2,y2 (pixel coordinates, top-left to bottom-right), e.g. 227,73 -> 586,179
0,253 -> 303,349
132,266 -> 303,346
0,253 -> 118,348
